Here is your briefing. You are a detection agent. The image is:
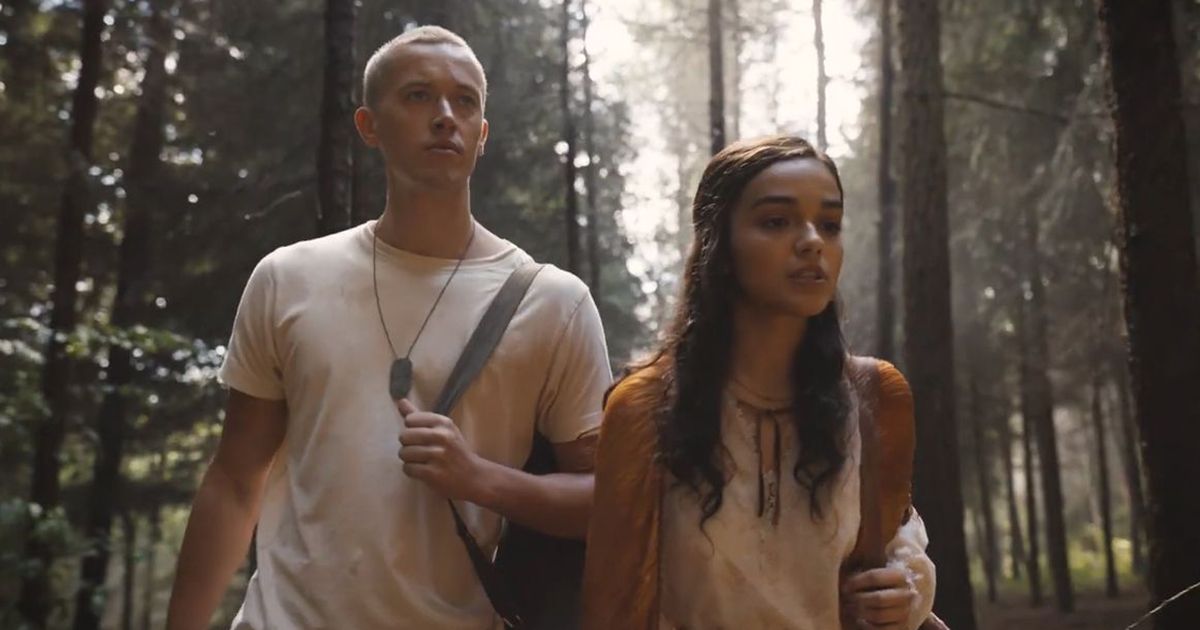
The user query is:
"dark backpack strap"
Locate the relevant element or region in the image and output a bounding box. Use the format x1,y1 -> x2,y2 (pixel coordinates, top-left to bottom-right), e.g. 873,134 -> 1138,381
434,261 -> 544,630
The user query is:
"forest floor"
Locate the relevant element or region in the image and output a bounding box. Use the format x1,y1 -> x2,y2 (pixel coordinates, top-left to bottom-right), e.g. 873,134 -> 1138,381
976,589 -> 1150,630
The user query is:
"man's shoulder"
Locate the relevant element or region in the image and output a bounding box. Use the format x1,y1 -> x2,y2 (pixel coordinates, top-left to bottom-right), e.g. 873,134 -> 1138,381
257,223 -> 364,276
528,262 -> 590,304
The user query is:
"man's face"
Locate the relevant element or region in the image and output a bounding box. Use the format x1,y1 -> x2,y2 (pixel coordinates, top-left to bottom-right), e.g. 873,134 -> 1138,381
355,43 -> 489,190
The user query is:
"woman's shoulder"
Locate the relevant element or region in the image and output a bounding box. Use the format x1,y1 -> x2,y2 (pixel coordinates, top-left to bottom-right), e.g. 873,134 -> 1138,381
605,361 -> 669,410
847,355 -> 913,417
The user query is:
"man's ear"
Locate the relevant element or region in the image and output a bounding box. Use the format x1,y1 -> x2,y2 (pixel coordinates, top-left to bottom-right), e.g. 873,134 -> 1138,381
354,107 -> 379,148
478,118 -> 490,156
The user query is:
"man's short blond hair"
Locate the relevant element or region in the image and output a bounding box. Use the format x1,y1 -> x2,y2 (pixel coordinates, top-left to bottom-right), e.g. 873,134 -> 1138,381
362,25 -> 488,108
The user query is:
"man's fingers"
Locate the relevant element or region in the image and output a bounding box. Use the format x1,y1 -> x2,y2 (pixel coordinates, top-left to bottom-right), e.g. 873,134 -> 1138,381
396,398 -> 418,417
401,412 -> 451,429
398,427 -> 450,446
402,461 -> 434,480
398,445 -> 443,463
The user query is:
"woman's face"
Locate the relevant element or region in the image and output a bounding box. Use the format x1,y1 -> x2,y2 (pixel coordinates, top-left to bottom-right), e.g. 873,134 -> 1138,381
728,157 -> 844,319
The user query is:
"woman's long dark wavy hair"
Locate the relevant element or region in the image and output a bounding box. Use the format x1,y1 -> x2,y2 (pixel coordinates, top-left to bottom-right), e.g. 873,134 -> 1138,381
643,135 -> 850,524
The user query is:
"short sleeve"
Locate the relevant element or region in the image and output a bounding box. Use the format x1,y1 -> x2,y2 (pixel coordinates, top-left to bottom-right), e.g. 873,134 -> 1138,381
885,508 -> 937,630
536,291 -> 613,443
218,253 -> 285,400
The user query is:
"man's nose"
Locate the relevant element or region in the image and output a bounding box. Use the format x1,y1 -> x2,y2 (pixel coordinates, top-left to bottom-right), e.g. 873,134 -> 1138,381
432,97 -> 457,132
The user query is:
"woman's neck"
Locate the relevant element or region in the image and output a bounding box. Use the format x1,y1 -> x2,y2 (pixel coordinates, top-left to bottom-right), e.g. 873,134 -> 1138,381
728,302 -> 807,402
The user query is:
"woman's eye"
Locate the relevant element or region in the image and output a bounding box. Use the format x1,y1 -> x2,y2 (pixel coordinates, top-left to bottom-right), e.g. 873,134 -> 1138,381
822,221 -> 842,235
761,217 -> 789,230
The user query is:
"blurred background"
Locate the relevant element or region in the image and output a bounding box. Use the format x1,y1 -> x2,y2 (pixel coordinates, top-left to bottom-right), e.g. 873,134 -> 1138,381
1,0 -> 1198,628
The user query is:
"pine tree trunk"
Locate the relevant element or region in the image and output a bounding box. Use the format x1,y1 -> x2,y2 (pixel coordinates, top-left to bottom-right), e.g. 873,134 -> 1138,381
1092,376 -> 1119,598
120,512 -> 137,630
1022,202 -> 1074,613
812,0 -> 827,151
140,504 -> 160,630
560,0 -> 581,274
969,374 -> 999,602
707,0 -> 726,155
1097,1 -> 1200,624
1114,359 -> 1146,575
998,412 -> 1025,580
1015,287 -> 1044,606
875,0 -> 896,363
728,0 -> 742,140
896,0 -> 976,626
20,2 -> 110,623
580,0 -> 602,293
71,5 -> 169,627
316,0 -> 357,235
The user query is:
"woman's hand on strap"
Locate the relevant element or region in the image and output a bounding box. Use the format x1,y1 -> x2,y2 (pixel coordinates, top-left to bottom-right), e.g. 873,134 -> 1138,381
840,566 -> 919,630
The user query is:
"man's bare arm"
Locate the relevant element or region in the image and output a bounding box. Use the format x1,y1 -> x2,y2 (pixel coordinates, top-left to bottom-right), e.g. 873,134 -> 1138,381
165,389 -> 286,630
397,398 -> 597,539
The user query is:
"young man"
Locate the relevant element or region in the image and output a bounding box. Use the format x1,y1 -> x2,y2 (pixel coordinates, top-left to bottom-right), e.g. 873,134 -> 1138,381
166,26 -> 611,629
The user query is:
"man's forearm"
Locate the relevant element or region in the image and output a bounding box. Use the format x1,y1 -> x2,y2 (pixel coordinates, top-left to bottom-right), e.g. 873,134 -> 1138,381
470,458 -> 593,539
166,466 -> 261,630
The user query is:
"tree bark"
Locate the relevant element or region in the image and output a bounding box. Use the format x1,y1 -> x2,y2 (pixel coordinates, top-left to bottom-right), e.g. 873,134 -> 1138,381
560,0 -> 581,274
1113,357 -> 1146,575
316,0 -> 357,235
1097,1 -> 1200,624
1016,294 -> 1044,606
875,0 -> 896,363
1091,376 -> 1119,598
120,512 -> 137,630
1022,202 -> 1074,613
812,0 -> 827,151
140,504 -> 160,630
580,0 -> 601,293
72,5 -> 169,627
729,0 -> 742,140
708,0 -> 726,155
998,411 -> 1025,580
896,0 -> 976,626
20,1 -> 110,623
969,373 -> 999,602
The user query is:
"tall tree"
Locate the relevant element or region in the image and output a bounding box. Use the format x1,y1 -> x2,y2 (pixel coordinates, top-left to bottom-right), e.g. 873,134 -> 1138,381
120,512 -> 137,630
316,0 -> 357,235
875,0 -> 896,362
560,0 -> 581,274
1113,356 -> 1146,575
580,0 -> 601,292
968,372 -> 998,602
997,411 -> 1025,580
71,4 -> 172,628
1015,288 -> 1044,606
896,0 -> 976,626
1022,200 -> 1074,613
1091,375 -> 1119,598
707,0 -> 726,154
812,0 -> 827,151
1097,0 -> 1200,624
19,1 -> 111,623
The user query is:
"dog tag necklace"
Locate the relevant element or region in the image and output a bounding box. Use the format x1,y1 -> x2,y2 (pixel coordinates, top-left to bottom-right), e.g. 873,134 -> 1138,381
372,219 -> 476,399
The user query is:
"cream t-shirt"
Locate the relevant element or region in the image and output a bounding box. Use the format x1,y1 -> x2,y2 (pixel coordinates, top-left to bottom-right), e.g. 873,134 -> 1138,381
218,220 -> 612,629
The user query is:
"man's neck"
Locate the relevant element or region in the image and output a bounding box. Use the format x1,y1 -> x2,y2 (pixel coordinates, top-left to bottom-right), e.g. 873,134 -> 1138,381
375,182 -> 476,259
729,302 -> 808,401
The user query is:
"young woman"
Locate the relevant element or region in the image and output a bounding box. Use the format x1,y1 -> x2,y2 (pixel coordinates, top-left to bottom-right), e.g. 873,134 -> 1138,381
582,136 -> 937,630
